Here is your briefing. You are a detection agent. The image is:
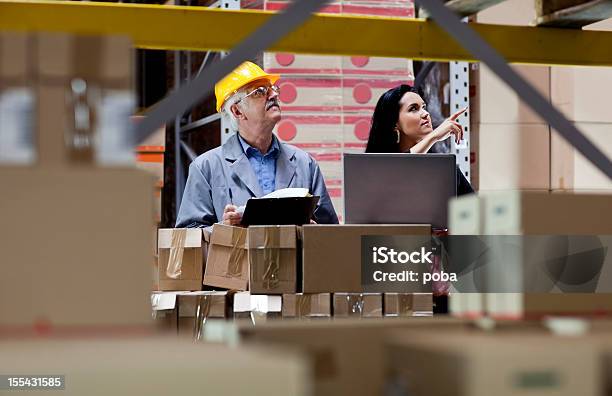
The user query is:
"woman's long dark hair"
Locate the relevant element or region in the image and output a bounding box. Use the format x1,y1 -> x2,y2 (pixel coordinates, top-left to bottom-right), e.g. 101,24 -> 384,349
365,84 -> 414,153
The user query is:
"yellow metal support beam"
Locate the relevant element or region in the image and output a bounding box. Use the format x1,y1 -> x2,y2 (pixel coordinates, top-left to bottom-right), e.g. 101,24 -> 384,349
1,0 -> 611,67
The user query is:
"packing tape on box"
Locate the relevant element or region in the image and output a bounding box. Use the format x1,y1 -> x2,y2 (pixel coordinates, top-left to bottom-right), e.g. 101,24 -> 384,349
398,293 -> 414,316
348,294 -> 364,316
166,229 -> 187,279
226,228 -> 247,277
194,295 -> 212,341
297,294 -> 312,317
259,227 -> 281,290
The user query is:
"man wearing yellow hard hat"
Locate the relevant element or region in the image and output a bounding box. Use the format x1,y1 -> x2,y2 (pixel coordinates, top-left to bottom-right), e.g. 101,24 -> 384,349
176,61 -> 339,228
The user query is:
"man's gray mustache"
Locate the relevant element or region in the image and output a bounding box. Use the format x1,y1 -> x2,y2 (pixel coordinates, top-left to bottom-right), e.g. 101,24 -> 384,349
266,101 -> 280,110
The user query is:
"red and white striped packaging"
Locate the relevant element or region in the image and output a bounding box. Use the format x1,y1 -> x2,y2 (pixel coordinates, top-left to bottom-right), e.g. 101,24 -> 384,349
264,53 -> 342,76
341,2 -> 415,17
331,196 -> 344,222
343,77 -> 409,112
275,113 -> 343,146
343,114 -> 372,150
309,150 -> 343,181
265,0 -> 341,13
306,151 -> 343,220
277,78 -> 343,112
342,56 -> 413,78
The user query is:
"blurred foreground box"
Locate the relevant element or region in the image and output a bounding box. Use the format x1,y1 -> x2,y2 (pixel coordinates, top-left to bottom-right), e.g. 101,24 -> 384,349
0,338 -> 311,395
0,168 -> 154,329
239,317 -> 467,396
386,328 -> 601,396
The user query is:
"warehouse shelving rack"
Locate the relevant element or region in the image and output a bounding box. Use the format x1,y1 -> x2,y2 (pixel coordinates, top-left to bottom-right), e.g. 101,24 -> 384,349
1,0 -> 611,219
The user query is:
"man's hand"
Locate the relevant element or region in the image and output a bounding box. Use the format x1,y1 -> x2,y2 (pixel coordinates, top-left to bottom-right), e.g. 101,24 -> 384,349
222,204 -> 242,226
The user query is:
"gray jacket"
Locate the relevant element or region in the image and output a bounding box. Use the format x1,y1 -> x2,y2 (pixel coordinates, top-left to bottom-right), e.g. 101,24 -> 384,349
175,133 -> 339,228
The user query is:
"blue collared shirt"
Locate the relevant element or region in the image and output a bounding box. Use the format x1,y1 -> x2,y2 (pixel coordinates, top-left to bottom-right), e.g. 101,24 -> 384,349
237,133 -> 280,196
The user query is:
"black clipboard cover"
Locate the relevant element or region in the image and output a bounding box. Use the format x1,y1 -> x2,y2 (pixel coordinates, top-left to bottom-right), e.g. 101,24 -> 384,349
240,196 -> 320,226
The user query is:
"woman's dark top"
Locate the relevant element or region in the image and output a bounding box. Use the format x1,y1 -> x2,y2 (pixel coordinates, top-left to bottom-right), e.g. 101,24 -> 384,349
456,165 -> 474,196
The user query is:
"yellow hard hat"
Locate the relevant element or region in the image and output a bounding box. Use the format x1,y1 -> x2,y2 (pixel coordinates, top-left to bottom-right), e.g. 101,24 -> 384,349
215,61 -> 280,112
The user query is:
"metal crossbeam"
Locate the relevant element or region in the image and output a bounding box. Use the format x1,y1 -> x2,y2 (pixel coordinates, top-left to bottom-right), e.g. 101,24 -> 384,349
420,0 -> 612,180
134,0 -> 333,144
2,0 -> 612,67
180,113 -> 221,133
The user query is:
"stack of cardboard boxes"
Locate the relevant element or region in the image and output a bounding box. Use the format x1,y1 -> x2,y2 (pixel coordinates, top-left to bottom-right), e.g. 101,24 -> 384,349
0,32 -> 314,395
473,0 -> 552,192
449,191 -> 612,318
464,0 -> 612,319
0,32 -> 156,332
263,0 -> 416,221
474,0 -> 612,193
154,224 -> 436,335
550,17 -> 612,192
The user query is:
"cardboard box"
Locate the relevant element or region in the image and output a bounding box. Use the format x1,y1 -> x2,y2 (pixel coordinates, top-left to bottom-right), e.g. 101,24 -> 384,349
384,293 -> 414,317
151,292 -> 179,333
478,123 -> 550,191
551,122 -> 612,191
239,317 -> 468,396
282,293 -> 332,318
204,224 -> 249,290
0,33 -> 36,165
36,34 -> 131,86
386,329 -> 600,396
302,225 -> 432,293
0,338 -> 312,396
477,64 -> 550,124
413,292 -> 434,312
484,191 -> 612,235
483,191 -> 612,318
233,291 -> 282,321
0,89 -> 35,166
449,193 -> 483,235
35,33 -> 134,167
277,77 -> 342,112
343,77 -> 408,113
264,52 -> 341,75
0,168 -> 154,329
384,293 -> 433,316
157,228 -> 205,291
249,225 -> 298,294
333,293 -> 383,317
551,66 -> 612,123
177,291 -> 229,338
448,194 -> 484,317
0,32 -> 32,84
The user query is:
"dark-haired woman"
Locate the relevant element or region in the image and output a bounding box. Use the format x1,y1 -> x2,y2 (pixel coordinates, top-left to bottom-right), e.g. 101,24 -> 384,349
366,84 -> 473,313
365,84 -> 473,196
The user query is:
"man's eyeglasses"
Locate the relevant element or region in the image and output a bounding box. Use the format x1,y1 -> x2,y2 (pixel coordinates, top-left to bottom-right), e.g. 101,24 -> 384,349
235,85 -> 280,105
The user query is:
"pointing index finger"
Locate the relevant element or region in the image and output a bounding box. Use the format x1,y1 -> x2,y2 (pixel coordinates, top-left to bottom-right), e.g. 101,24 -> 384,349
450,107 -> 468,120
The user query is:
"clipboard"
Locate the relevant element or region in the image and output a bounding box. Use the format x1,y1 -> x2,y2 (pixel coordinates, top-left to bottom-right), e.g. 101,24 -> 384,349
240,196 -> 320,226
